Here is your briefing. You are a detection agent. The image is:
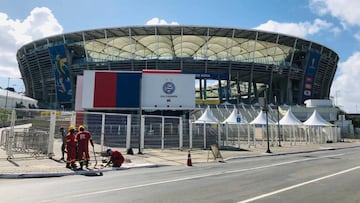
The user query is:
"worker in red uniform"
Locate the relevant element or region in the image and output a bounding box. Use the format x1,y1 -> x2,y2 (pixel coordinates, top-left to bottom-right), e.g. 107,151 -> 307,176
76,125 -> 94,169
65,125 -> 77,169
105,148 -> 125,167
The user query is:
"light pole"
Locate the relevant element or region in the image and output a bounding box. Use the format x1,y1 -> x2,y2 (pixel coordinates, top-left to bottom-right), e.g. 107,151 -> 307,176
275,96 -> 281,147
261,85 -> 271,153
4,77 -> 10,108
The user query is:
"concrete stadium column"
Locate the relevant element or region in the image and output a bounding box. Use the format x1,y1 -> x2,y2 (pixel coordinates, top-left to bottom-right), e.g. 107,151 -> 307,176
203,79 -> 207,100
218,79 -> 221,102
199,79 -> 203,100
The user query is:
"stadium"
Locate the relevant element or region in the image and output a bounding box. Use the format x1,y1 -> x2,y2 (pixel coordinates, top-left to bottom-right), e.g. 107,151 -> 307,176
10,25 -> 351,152
16,26 -> 339,110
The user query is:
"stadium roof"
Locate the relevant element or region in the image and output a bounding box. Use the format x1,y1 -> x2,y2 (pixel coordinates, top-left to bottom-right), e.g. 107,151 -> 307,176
18,26 -> 338,66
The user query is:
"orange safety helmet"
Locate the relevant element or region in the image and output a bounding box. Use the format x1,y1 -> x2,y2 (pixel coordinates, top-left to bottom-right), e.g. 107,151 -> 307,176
68,125 -> 75,131
78,125 -> 85,131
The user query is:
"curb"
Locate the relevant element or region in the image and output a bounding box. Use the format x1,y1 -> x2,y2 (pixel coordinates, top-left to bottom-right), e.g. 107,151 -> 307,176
1,145 -> 359,179
224,145 -> 360,161
0,163 -> 158,179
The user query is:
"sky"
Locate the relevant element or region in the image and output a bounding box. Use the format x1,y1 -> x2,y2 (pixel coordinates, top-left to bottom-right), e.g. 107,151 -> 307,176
0,0 -> 360,113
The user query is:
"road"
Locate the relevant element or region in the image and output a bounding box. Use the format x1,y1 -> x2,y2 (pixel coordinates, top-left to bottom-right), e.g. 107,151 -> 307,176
1,148 -> 360,203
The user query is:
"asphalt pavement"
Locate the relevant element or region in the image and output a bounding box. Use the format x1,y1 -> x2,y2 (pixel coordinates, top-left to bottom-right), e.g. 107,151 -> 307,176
0,139 -> 359,178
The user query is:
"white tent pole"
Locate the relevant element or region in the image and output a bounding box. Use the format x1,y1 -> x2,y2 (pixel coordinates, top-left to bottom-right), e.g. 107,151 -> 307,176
248,124 -> 251,147
306,127 -> 309,144
225,123 -> 229,146
218,123 -> 221,147
293,126 -> 296,145
203,121 -> 206,149
311,127 -> 314,144
271,126 -> 274,146
262,126 -> 265,146
253,125 -> 256,147
237,124 -> 240,149
292,126 -> 295,146
301,127 -> 304,143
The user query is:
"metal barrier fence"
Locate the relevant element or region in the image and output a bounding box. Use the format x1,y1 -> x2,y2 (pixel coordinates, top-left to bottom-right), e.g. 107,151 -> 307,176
0,109 -> 60,159
189,122 -> 341,149
1,128 -> 49,158
0,108 -> 342,159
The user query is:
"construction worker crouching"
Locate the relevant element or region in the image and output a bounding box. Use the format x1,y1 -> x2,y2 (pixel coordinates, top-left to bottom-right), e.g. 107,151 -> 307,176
105,148 -> 124,167
65,125 -> 77,169
75,125 -> 94,170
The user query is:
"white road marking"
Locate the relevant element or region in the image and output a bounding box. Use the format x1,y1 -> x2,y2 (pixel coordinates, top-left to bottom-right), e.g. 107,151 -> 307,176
238,165 -> 360,203
39,153 -> 345,202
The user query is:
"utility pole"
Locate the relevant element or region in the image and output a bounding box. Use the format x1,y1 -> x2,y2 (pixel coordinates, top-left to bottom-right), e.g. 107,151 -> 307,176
275,96 -> 281,147
4,77 -> 10,108
261,85 -> 271,153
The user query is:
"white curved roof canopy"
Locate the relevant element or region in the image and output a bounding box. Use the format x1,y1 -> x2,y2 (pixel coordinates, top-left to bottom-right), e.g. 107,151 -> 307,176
0,89 -> 37,108
21,26 -> 337,67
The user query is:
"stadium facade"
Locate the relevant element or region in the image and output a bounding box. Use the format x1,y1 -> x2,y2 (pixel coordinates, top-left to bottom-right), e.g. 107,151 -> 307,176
16,26 -> 339,110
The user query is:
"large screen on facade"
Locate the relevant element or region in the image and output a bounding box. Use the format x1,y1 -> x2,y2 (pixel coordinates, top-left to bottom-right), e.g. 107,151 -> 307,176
141,70 -> 195,109
82,70 -> 141,109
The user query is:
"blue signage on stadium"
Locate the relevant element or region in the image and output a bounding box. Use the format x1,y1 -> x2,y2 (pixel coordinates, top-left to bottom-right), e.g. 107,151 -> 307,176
193,73 -> 229,80
49,45 -> 72,103
302,50 -> 320,101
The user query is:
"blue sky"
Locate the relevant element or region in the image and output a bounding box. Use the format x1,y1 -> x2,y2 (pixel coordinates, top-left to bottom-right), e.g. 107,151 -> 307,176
1,0 -> 360,113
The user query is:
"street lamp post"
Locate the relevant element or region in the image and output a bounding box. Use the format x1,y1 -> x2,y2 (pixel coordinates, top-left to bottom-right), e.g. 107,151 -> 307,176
4,77 -> 10,108
261,85 -> 271,153
275,96 -> 281,147
264,106 -> 271,153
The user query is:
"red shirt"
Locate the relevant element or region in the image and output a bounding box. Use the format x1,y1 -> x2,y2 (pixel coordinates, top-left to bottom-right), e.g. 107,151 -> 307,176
76,130 -> 91,148
110,151 -> 124,167
65,132 -> 76,147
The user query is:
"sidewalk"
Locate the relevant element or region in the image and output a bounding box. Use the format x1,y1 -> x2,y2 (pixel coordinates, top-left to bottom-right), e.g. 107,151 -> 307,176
1,140 -> 360,178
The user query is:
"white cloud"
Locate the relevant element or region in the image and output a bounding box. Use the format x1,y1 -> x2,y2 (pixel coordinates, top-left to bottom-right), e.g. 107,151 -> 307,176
309,0 -> 360,27
354,32 -> 360,42
331,52 -> 360,113
0,7 -> 63,78
330,26 -> 341,35
254,18 -> 332,38
308,1 -> 360,113
146,17 -> 179,25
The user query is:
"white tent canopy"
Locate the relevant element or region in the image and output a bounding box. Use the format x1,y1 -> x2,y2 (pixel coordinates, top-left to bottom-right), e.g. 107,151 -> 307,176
278,108 -> 303,125
250,110 -> 275,125
194,106 -> 219,124
222,108 -> 247,124
303,110 -> 333,126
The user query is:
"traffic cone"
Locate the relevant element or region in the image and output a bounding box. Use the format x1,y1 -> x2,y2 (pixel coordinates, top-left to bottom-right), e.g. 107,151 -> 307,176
187,150 -> 192,166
